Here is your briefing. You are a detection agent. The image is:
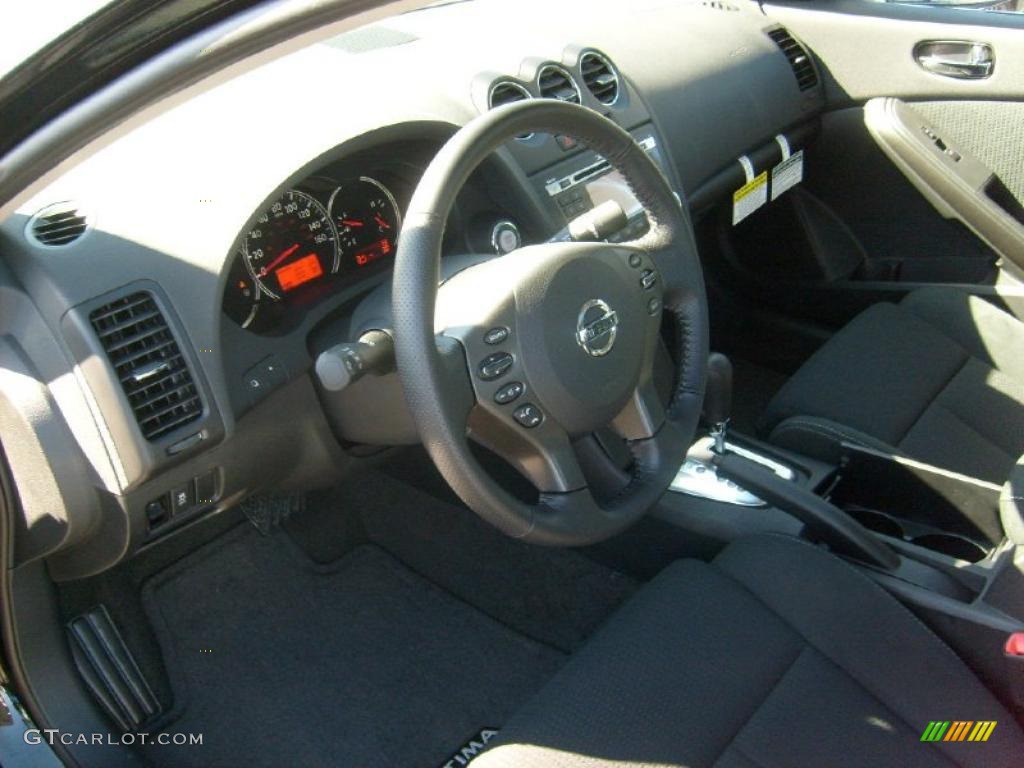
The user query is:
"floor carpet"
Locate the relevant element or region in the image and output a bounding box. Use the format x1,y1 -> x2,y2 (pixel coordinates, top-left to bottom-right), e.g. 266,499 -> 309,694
141,526 -> 565,768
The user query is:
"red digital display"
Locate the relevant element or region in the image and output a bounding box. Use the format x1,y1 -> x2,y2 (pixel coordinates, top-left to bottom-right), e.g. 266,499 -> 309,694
276,253 -> 324,292
354,238 -> 392,267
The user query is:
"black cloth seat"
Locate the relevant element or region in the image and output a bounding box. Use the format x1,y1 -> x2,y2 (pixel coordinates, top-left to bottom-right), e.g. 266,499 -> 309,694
759,288 -> 1024,483
473,534 -> 1023,768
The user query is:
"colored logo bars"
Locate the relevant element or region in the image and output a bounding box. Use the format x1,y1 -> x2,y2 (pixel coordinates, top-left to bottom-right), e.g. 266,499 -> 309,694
921,721 -> 997,742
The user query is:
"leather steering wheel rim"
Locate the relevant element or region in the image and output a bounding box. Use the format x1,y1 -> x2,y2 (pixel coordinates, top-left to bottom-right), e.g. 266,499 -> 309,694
393,99 -> 708,546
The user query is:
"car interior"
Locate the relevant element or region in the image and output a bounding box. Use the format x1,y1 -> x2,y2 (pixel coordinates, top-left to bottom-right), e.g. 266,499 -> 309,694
1,0 -> 1024,766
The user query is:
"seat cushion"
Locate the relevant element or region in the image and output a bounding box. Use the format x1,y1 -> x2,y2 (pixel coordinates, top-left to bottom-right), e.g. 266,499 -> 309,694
472,535 -> 1024,768
760,288 -> 1024,482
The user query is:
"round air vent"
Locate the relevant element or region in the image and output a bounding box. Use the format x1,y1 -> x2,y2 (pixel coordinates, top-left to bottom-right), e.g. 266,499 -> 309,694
26,202 -> 90,247
537,65 -> 581,105
487,80 -> 534,140
488,80 -> 531,109
580,52 -> 620,106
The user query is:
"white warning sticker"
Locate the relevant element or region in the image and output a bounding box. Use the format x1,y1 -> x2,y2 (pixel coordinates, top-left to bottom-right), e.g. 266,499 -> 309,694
732,170 -> 768,225
771,149 -> 804,201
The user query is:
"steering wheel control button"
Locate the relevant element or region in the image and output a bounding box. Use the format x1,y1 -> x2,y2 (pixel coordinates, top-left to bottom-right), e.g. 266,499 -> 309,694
479,352 -> 514,381
628,253 -> 643,269
640,269 -> 658,290
483,326 -> 510,345
513,403 -> 544,428
494,381 -> 525,405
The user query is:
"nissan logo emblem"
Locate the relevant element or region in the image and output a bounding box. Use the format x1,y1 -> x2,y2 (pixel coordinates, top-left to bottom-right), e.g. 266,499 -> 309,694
576,299 -> 619,357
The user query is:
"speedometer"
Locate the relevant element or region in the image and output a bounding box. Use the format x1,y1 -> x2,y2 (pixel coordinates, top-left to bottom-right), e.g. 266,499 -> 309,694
329,177 -> 402,275
243,189 -> 339,300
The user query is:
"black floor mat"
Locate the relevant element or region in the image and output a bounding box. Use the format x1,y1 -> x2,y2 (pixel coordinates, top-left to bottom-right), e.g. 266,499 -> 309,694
286,470 -> 638,653
142,526 -> 565,768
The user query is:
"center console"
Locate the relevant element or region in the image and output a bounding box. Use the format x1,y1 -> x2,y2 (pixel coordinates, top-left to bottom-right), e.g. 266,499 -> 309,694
652,351 -> 1024,713
529,127 -> 671,243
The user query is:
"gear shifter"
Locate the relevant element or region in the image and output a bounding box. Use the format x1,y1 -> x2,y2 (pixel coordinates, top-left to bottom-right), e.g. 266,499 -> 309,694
669,352 -> 796,507
704,353 -> 733,455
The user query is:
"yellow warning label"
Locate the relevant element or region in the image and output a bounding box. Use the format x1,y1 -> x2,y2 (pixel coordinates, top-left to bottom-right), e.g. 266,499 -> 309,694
732,171 -> 768,225
733,171 -> 768,202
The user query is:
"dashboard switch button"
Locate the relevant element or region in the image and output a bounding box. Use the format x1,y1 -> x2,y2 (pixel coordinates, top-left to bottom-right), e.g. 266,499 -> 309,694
483,326 -> 510,345
170,482 -> 194,516
513,403 -> 544,429
146,498 -> 169,529
494,381 -> 525,405
479,352 -> 513,381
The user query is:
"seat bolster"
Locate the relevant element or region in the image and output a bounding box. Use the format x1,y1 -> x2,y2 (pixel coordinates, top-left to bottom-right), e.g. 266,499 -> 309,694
767,415 -> 899,463
714,535 -> 1024,767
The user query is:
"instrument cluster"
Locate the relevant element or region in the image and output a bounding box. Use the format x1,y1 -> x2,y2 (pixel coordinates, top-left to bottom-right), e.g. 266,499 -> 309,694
222,171 -> 404,334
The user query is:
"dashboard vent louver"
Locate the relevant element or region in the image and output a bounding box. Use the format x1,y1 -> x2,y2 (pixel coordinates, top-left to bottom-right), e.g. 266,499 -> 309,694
90,292 -> 202,441
580,52 -> 620,105
28,202 -> 89,247
538,65 -> 581,104
488,80 -> 531,109
767,27 -> 818,92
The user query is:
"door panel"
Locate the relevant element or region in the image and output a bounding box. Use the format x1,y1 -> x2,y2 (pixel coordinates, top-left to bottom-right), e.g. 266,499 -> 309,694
912,100 -> 1024,206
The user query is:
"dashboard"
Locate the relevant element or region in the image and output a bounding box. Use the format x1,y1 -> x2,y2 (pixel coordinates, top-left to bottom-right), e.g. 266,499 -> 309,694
0,0 -> 824,577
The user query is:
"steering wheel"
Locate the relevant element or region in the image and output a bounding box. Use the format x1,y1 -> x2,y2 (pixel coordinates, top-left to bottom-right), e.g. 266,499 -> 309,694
392,100 -> 708,546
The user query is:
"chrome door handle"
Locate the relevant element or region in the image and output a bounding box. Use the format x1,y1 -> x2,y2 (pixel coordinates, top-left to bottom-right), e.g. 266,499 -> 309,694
914,41 -> 994,80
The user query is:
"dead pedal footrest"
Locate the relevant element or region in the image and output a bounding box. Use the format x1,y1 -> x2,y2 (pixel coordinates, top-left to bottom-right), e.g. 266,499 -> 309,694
67,605 -> 161,732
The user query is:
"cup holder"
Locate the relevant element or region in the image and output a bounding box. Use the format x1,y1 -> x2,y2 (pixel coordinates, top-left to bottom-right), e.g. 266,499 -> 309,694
909,534 -> 987,564
845,506 -> 905,539
844,505 -> 989,563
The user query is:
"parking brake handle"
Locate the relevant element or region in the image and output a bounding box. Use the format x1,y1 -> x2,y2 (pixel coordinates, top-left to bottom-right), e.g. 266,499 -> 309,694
714,452 -> 900,571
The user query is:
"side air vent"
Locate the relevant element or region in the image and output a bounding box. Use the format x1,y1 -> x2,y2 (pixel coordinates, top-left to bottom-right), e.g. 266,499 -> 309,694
90,292 -> 202,441
27,202 -> 89,247
580,52 -> 620,106
488,80 -> 531,109
767,27 -> 818,92
538,65 -> 581,104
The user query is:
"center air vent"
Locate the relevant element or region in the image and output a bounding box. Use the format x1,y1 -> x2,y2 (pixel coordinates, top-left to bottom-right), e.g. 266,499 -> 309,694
767,27 -> 819,92
580,52 -> 620,106
488,80 -> 531,109
538,65 -> 581,104
90,293 -> 202,441
27,202 -> 89,247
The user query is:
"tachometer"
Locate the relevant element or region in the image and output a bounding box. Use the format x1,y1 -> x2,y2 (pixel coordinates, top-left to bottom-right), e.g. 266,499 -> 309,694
243,189 -> 339,300
329,177 -> 402,274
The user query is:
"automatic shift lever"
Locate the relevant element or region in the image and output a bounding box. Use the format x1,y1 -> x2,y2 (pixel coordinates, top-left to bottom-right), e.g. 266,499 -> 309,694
704,353 -> 733,454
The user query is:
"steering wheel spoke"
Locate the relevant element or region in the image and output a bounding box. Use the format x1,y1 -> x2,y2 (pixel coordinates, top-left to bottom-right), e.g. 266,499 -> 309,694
468,407 -> 586,493
611,380 -> 665,441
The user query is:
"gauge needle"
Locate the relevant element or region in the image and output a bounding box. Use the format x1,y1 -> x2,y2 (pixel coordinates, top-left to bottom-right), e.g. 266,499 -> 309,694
374,213 -> 390,230
259,243 -> 300,276
341,219 -> 364,227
